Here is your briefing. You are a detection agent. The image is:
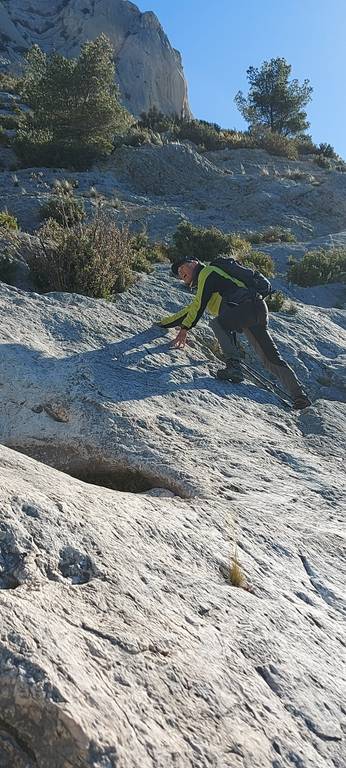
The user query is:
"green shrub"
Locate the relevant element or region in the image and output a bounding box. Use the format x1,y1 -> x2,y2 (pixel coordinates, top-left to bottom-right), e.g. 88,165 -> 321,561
174,119 -> 226,150
293,135 -> 319,155
40,183 -> 85,226
169,221 -> 249,263
245,226 -> 296,244
257,130 -> 298,159
0,256 -> 17,285
130,231 -> 168,273
169,221 -> 275,276
25,214 -> 135,297
0,113 -> 20,130
222,129 -> 255,149
14,127 -> 108,170
318,142 -> 338,159
138,106 -> 176,133
113,126 -> 162,149
0,210 -> 19,231
241,249 -> 275,277
265,291 -> 285,311
287,248 -> 346,286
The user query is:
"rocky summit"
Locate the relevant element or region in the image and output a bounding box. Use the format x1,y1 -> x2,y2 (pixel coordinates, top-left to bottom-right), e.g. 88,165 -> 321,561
0,0 -> 190,117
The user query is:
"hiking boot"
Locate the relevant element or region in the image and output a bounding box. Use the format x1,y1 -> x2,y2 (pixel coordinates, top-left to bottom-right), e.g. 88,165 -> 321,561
216,362 -> 244,383
293,394 -> 312,410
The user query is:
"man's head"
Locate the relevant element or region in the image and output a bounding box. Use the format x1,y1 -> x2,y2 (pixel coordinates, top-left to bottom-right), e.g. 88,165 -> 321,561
171,259 -> 200,287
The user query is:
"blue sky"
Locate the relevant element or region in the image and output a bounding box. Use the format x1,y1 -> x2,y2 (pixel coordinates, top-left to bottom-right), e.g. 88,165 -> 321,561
137,0 -> 345,158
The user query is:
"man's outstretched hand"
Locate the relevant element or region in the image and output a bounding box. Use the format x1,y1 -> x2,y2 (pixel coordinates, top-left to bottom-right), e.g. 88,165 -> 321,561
171,327 -> 188,348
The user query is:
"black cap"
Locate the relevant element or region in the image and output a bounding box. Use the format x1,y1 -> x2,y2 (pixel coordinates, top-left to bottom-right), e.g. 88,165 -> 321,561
171,258 -> 196,276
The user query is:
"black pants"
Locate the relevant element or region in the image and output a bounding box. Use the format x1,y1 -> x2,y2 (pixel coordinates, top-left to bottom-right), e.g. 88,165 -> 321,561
210,297 -> 304,399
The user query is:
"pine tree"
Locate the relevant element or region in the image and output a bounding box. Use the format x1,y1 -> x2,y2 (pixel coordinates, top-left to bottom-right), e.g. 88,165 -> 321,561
235,57 -> 313,137
16,34 -> 131,168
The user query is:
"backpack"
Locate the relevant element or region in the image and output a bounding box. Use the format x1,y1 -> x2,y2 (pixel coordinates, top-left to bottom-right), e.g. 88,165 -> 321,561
211,256 -> 272,298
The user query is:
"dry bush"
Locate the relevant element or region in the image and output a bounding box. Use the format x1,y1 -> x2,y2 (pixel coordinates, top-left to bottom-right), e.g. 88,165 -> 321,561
0,210 -> 19,231
40,181 -> 85,227
255,130 -> 299,159
25,213 -> 135,297
245,226 -> 296,244
280,167 -> 315,182
229,556 -> 247,588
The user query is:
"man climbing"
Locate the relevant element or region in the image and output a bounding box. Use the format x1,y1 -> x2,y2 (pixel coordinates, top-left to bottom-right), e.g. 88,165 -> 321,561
158,256 -> 311,410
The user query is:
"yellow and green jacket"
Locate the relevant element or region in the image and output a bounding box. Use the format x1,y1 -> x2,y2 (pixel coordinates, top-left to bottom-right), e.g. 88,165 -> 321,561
160,257 -> 254,330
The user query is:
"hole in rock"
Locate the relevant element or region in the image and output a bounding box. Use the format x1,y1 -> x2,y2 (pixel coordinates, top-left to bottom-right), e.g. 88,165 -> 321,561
8,443 -> 188,497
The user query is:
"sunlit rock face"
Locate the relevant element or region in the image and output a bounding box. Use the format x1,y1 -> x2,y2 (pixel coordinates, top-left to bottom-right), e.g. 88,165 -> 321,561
0,0 -> 191,117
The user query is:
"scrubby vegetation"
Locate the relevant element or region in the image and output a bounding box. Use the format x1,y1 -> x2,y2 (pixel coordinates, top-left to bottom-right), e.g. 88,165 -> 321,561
244,226 -> 296,244
0,210 -> 19,231
133,109 -> 344,166
25,215 -> 135,297
113,125 -> 162,149
265,291 -> 286,311
40,181 -> 85,226
21,204 -> 167,297
169,221 -> 275,276
287,248 -> 346,286
0,73 -> 20,94
14,34 -> 131,169
130,230 -> 168,273
0,256 -> 17,285
0,113 -> 20,130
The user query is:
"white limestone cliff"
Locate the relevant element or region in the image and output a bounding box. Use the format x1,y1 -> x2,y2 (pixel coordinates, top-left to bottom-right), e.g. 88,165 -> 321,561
0,0 -> 191,117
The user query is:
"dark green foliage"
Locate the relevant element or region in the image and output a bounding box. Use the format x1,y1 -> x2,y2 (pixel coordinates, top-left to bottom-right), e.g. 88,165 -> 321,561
255,129 -> 299,159
314,155 -> 332,170
14,35 -> 130,169
241,250 -> 275,277
265,291 -> 285,311
138,106 -> 177,133
40,182 -> 85,226
235,57 -> 312,137
287,248 -> 346,286
130,231 -> 168,273
0,113 -> 20,129
25,214 -> 135,297
174,119 -> 226,150
169,222 -> 275,276
318,142 -> 338,159
0,126 -> 10,146
169,221 -> 248,263
113,125 -> 162,149
0,210 -> 19,230
245,226 -> 296,244
294,135 -> 319,155
0,256 -> 17,285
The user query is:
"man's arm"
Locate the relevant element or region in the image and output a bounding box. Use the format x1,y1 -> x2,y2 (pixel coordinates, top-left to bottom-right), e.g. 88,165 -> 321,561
180,267 -> 215,329
159,305 -> 192,328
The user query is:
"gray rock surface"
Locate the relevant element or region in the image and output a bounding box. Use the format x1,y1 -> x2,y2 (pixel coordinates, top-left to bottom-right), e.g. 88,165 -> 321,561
0,263 -> 345,765
2,145 -> 346,243
0,0 -> 191,118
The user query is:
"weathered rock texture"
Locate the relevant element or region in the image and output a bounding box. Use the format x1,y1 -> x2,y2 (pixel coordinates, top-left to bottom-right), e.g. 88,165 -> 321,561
0,0 -> 190,117
0,264 -> 345,766
2,145 -> 346,243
